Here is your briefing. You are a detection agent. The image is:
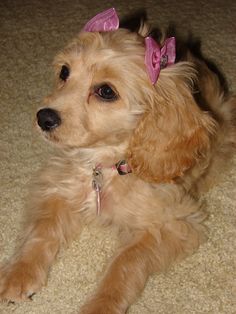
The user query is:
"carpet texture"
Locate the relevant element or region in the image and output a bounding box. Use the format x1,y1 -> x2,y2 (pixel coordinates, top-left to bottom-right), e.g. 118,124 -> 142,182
0,0 -> 235,313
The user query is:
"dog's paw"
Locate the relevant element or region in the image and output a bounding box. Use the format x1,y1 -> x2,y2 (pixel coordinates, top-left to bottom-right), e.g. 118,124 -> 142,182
0,262 -> 45,303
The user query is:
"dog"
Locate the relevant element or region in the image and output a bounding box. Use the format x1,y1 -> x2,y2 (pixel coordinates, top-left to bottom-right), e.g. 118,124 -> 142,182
0,8 -> 235,314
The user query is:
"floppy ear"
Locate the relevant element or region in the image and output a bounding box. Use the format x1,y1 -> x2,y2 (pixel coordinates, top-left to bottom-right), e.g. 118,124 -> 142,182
127,63 -> 217,183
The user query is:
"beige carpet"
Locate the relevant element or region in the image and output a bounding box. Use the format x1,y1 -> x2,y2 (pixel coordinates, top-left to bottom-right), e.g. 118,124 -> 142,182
0,0 -> 236,313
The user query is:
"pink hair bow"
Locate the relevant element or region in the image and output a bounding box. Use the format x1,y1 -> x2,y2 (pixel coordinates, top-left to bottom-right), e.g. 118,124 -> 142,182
83,8 -> 119,32
145,37 -> 176,84
83,8 -> 176,85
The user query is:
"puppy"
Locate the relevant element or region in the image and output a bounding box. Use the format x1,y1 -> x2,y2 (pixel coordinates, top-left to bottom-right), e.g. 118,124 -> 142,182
0,8 -> 235,314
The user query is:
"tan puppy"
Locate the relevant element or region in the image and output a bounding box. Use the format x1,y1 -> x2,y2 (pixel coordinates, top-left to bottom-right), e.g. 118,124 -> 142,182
0,9 -> 235,314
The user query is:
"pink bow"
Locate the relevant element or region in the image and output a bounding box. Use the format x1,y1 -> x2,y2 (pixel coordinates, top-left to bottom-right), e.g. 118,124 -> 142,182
83,8 -> 176,85
83,8 -> 119,32
145,37 -> 176,84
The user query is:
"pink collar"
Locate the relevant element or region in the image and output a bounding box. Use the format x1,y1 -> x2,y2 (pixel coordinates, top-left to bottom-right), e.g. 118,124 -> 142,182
92,160 -> 131,215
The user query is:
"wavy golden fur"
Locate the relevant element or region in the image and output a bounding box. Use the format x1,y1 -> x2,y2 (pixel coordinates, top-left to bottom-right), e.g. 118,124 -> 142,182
0,20 -> 236,314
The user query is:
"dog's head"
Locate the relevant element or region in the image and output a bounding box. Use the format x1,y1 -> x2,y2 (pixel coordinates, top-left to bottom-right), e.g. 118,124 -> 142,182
37,9 -> 216,182
37,27 -> 151,148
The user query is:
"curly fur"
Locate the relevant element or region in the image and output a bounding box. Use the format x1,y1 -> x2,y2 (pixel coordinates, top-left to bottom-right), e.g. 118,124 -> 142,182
0,20 -> 235,314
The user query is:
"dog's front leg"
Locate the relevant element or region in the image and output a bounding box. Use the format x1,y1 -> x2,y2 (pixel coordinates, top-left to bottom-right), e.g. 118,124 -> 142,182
79,231 -> 159,314
80,218 -> 202,314
0,195 -> 81,302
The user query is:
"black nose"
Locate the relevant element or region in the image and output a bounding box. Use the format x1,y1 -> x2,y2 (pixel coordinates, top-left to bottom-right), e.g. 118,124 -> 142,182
37,108 -> 61,131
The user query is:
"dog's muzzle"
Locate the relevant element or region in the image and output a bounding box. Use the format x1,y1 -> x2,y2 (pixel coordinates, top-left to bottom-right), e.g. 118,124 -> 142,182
37,108 -> 61,131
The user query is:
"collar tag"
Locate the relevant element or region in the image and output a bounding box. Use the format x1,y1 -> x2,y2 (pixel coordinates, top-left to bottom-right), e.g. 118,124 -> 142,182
92,167 -> 103,215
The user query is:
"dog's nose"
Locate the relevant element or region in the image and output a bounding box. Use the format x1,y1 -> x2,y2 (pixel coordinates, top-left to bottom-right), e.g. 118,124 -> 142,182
37,108 -> 61,131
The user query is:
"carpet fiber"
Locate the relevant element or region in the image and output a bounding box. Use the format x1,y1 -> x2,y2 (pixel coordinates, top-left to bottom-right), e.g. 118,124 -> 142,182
0,0 -> 235,313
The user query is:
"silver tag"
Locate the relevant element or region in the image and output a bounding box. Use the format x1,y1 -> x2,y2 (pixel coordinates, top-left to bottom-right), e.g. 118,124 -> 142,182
92,168 -> 103,215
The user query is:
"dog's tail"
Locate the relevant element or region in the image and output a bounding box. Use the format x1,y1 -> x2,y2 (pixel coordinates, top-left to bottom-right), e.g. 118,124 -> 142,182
195,55 -> 236,134
187,53 -> 236,193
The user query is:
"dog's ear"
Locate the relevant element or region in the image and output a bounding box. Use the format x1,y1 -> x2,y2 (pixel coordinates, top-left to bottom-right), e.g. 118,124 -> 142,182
127,63 -> 217,183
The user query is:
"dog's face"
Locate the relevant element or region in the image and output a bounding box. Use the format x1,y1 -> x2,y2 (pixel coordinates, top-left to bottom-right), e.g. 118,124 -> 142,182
37,27 -> 217,183
37,29 -> 152,149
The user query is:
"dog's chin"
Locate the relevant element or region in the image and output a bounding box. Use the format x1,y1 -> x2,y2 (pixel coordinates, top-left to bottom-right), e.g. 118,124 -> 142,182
36,122 -> 127,151
37,129 -> 88,150
35,121 -> 64,147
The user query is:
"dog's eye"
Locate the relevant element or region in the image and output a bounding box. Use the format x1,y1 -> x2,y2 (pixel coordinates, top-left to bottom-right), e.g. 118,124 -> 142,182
59,65 -> 70,81
95,84 -> 118,102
